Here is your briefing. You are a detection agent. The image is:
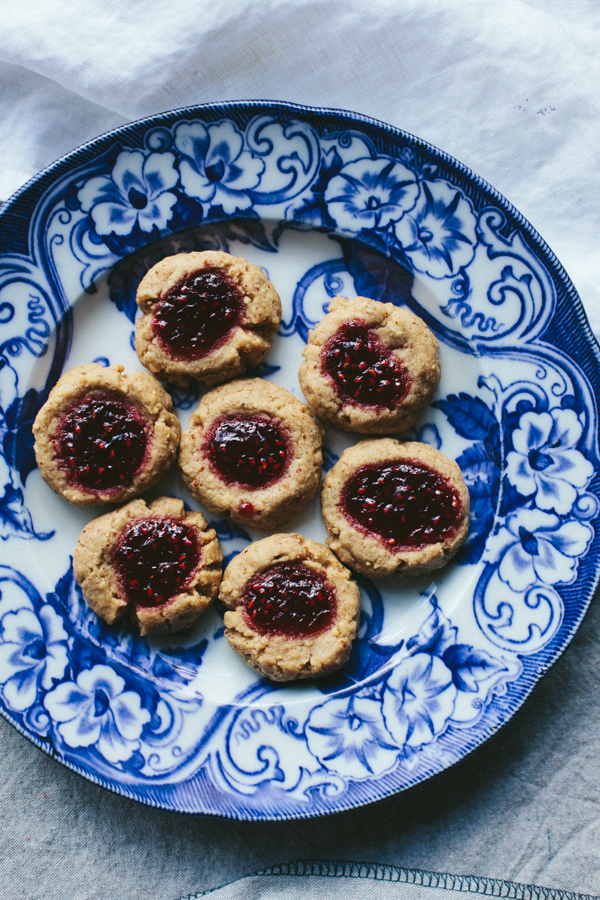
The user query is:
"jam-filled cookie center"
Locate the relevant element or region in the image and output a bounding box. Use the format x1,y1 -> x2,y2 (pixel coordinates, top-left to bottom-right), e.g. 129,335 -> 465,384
341,460 -> 462,549
113,516 -> 200,608
242,561 -> 336,638
152,266 -> 244,359
322,320 -> 410,409
205,413 -> 291,489
55,390 -> 149,492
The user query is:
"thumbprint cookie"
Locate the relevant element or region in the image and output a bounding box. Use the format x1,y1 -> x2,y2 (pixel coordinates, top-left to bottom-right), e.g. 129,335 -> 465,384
135,250 -> 281,387
179,379 -> 323,530
322,439 -> 469,576
33,363 -> 180,506
299,295 -> 440,434
219,533 -> 360,681
73,496 -> 222,636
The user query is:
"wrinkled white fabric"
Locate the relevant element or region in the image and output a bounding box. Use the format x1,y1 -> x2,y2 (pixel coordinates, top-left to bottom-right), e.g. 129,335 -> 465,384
1,3 -> 600,900
1,1 -> 600,334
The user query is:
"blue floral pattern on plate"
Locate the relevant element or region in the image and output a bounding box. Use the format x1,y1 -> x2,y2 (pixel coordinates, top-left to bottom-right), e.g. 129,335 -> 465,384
0,101 -> 598,819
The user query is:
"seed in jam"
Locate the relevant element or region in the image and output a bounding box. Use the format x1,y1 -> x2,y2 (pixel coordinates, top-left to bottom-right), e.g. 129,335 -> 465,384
242,561 -> 336,638
322,320 -> 410,409
152,267 -> 244,360
205,413 -> 290,489
341,460 -> 462,549
113,516 -> 200,608
55,390 -> 149,492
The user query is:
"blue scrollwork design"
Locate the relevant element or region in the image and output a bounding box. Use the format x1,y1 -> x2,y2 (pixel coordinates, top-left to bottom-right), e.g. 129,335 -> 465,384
0,102 -> 596,818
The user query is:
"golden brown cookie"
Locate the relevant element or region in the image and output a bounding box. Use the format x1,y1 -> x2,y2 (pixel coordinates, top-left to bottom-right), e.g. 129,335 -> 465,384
321,439 -> 470,576
135,250 -> 282,387
299,295 -> 440,434
220,533 -> 361,681
179,379 -> 323,530
73,496 -> 222,636
33,363 -> 180,507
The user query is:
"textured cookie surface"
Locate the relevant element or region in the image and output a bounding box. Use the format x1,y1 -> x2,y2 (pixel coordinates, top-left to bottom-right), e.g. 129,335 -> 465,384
220,533 -> 360,681
73,496 -> 222,636
135,250 -> 281,387
299,295 -> 440,434
322,439 -> 470,576
33,363 -> 180,506
179,378 -> 323,530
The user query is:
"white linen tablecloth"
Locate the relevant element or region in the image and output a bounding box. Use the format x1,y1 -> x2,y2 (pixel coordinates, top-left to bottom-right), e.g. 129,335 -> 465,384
1,2 -> 600,899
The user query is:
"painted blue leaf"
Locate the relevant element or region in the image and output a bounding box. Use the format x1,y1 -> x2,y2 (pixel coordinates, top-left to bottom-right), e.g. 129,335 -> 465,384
63,182 -> 82,211
161,639 -> 208,666
434,393 -> 497,442
152,655 -> 193,685
246,361 -> 281,378
46,560 -> 80,620
166,192 -> 204,232
222,550 -> 241,567
167,381 -> 201,411
335,237 -> 414,307
102,219 -> 161,260
152,640 -> 208,685
108,257 -> 147,323
456,533 -> 488,567
208,519 -> 252,543
283,149 -> 343,230
406,597 -> 457,655
454,442 -> 499,565
3,387 -> 49,484
442,644 -> 505,692
69,634 -> 107,676
457,441 -> 494,471
126,637 -> 154,671
0,484 -> 54,541
123,750 -> 145,773
501,480 -> 530,517
218,217 -> 277,253
322,446 -> 339,472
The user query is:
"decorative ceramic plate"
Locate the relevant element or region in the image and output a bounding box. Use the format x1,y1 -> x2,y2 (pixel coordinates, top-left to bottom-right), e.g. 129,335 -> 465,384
0,101 -> 598,820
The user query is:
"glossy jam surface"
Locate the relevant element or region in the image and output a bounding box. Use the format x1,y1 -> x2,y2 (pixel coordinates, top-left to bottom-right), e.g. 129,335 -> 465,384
55,390 -> 149,492
323,320 -> 410,409
242,562 -> 336,638
206,413 -> 290,489
341,460 -> 462,549
113,516 -> 200,608
153,267 -> 244,360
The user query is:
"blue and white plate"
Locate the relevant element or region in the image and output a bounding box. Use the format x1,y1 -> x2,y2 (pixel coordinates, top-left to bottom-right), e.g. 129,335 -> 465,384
0,101 -> 598,819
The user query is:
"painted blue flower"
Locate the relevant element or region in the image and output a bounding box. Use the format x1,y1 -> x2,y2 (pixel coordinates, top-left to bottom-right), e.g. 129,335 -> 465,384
506,408 -> 593,514
305,696 -> 399,779
382,653 -> 457,749
324,157 -> 419,232
0,605 -> 68,712
78,150 -> 179,236
394,181 -> 477,278
44,664 -> 150,763
174,120 -> 264,214
488,508 -> 593,593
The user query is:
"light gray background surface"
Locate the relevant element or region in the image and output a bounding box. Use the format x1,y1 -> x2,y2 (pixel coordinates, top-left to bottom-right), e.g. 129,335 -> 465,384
1,2 -> 600,898
2,589 -> 600,900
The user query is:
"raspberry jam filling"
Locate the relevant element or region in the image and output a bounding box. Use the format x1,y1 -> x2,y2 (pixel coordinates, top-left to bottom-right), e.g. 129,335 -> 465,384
341,460 -> 462,550
323,320 -> 410,409
242,561 -> 336,638
113,516 -> 200,608
152,266 -> 244,360
205,413 -> 290,489
55,390 -> 149,492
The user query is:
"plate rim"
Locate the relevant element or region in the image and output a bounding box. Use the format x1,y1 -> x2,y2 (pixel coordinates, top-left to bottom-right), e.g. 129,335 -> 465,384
1,98 -> 599,820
